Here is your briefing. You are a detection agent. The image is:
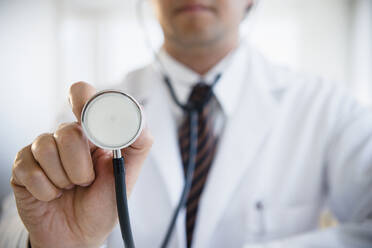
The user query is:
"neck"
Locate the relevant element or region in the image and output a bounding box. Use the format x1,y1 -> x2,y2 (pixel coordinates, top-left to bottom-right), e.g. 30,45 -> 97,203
163,34 -> 239,75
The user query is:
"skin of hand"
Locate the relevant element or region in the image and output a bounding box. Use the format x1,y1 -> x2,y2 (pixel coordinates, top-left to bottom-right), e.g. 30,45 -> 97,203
10,82 -> 154,248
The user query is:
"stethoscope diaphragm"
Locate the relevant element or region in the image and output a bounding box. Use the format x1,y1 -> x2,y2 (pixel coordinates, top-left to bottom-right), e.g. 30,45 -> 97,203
81,90 -> 143,151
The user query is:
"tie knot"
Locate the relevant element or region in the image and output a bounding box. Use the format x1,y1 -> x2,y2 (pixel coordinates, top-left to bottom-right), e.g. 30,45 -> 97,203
187,82 -> 213,110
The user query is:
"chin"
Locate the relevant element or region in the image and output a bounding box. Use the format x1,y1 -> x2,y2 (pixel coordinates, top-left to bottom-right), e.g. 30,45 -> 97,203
176,21 -> 220,43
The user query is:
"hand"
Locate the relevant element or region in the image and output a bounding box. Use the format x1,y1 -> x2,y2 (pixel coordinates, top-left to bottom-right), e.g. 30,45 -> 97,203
10,82 -> 153,248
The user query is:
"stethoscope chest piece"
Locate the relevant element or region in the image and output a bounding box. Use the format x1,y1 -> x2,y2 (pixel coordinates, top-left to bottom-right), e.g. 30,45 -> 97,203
81,90 -> 143,150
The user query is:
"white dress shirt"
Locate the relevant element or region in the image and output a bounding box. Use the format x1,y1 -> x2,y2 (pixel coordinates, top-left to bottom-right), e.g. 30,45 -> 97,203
156,41 -> 247,138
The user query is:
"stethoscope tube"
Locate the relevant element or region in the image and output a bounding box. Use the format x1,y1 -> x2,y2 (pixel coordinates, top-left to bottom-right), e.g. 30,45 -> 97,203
160,74 -> 221,248
160,110 -> 198,248
113,150 -> 135,248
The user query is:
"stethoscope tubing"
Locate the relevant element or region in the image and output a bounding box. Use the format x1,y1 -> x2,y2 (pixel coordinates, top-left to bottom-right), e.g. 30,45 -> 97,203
160,110 -> 198,248
113,155 -> 135,248
160,74 -> 221,248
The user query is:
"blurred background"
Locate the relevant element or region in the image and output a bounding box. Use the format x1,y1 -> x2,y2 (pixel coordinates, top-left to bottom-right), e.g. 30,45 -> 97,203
0,0 -> 371,202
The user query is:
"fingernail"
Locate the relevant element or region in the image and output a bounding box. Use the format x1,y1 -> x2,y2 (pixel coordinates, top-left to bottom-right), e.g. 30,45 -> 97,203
57,192 -> 63,198
80,182 -> 92,187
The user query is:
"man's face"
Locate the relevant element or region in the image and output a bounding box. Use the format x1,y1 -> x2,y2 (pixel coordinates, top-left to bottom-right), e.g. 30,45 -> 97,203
152,0 -> 253,48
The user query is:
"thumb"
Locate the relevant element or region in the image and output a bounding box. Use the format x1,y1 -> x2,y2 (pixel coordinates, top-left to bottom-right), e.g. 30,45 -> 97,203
68,81 -> 97,123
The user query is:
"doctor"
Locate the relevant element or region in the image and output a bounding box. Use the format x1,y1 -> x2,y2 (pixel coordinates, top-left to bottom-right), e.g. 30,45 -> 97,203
1,0 -> 372,247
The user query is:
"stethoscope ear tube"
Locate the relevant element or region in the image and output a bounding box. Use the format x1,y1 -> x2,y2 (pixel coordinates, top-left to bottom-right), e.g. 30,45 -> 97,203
113,155 -> 135,248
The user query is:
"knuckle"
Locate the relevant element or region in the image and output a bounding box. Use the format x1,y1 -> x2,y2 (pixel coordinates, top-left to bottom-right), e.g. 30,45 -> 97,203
12,162 -> 23,181
12,146 -> 31,178
56,122 -> 69,130
31,133 -> 56,159
9,176 -> 18,187
54,122 -> 85,146
26,169 -> 45,185
14,145 -> 30,163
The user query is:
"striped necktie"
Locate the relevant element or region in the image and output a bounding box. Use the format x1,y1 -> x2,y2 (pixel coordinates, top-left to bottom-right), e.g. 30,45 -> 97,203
178,82 -> 220,247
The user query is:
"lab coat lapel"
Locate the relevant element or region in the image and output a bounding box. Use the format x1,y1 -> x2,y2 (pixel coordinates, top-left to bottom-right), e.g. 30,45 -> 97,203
145,82 -> 185,208
192,49 -> 279,248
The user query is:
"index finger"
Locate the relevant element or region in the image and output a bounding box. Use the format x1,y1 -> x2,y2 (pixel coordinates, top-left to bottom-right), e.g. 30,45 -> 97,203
68,81 -> 97,122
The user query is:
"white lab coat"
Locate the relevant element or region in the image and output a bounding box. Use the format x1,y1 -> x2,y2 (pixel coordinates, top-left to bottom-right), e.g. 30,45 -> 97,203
101,44 -> 372,248
1,43 -> 372,248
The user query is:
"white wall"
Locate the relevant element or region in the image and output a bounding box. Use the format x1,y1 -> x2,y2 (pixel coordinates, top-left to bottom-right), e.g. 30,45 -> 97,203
350,0 -> 372,104
246,0 -> 353,83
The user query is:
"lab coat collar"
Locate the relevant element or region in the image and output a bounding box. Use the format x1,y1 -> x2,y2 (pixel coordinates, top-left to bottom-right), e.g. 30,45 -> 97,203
157,41 -> 246,118
213,41 -> 249,117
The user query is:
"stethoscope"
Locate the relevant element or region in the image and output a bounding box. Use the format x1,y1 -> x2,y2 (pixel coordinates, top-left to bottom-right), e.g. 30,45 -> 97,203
80,76 -> 221,248
81,90 -> 143,248
79,1 -> 224,247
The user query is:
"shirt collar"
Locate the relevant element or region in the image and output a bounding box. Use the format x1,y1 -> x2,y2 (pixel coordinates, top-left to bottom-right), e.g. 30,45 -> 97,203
156,40 -> 248,117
